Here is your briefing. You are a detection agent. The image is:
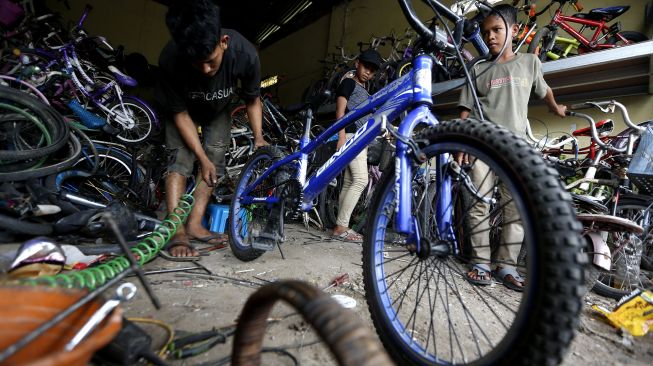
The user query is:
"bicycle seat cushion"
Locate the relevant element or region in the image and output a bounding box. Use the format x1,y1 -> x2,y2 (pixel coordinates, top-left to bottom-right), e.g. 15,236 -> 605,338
573,6 -> 629,22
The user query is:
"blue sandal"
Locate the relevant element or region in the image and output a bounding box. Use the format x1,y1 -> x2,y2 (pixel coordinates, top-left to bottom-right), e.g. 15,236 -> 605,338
466,264 -> 492,286
494,267 -> 525,292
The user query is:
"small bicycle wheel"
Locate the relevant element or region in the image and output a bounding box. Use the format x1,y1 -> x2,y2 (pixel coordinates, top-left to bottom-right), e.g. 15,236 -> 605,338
527,26 -> 554,62
362,119 -> 584,365
107,97 -> 154,143
607,31 -> 648,47
593,198 -> 653,299
318,178 -> 340,230
229,146 -> 285,261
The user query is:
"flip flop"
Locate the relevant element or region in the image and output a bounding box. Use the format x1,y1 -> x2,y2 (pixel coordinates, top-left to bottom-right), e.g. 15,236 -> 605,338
331,229 -> 363,243
161,239 -> 201,262
465,264 -> 492,286
190,232 -> 228,245
494,266 -> 525,292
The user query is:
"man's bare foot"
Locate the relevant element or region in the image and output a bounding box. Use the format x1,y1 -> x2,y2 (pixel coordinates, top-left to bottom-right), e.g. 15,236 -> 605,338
167,235 -> 200,257
187,225 -> 228,245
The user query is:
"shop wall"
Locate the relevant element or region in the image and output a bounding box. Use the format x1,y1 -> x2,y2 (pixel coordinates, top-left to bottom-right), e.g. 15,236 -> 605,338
521,0 -> 652,139
258,15 -> 331,105
262,0 -> 649,107
42,0 -> 650,131
43,0 -> 169,65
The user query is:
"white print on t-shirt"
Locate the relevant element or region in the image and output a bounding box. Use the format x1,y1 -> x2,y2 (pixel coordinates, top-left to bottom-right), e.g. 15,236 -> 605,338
487,76 -> 529,89
188,87 -> 234,101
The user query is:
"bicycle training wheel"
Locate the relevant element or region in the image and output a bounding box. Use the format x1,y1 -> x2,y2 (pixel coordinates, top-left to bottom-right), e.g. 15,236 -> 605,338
228,146 -> 285,261
362,119 -> 584,365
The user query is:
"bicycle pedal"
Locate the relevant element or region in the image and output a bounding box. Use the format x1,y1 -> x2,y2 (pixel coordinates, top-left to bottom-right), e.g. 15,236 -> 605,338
251,230 -> 278,251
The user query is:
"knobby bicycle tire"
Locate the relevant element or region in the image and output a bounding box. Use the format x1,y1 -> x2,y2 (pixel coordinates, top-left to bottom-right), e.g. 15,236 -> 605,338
362,119 -> 584,365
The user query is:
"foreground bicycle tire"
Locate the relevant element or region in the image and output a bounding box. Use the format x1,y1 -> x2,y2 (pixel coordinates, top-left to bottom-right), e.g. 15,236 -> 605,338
363,119 -> 584,365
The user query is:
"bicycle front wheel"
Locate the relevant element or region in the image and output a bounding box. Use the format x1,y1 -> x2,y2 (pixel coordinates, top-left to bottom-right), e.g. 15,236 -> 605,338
363,119 -> 584,365
107,97 -> 155,143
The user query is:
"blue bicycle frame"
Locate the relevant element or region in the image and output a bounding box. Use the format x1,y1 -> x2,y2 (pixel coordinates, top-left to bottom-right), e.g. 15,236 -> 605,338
239,54 -> 453,247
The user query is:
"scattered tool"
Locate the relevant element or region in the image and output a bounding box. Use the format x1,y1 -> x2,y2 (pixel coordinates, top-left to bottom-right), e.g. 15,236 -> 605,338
175,273 -> 264,289
322,273 -> 350,291
131,267 -> 203,276
65,283 -> 137,351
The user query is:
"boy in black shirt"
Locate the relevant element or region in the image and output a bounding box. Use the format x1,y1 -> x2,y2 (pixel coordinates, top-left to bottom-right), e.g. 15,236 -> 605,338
332,49 -> 382,242
157,0 -> 266,257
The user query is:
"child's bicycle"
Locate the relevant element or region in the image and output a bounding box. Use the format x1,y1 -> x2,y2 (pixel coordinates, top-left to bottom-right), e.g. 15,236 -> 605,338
527,0 -> 647,61
228,0 -> 584,364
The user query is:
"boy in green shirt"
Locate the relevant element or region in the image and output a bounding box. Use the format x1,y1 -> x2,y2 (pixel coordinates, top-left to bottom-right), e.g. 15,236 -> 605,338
457,4 -> 566,291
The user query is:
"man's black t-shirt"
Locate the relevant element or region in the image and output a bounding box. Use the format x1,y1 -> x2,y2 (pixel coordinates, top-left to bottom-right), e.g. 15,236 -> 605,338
156,29 -> 260,124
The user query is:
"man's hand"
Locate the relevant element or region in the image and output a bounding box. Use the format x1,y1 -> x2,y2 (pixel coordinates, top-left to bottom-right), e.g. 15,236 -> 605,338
200,158 -> 218,187
551,104 -> 567,118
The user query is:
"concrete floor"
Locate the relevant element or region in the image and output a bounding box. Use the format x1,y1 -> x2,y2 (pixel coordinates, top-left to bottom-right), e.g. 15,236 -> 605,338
114,223 -> 653,365
2,223 -> 652,365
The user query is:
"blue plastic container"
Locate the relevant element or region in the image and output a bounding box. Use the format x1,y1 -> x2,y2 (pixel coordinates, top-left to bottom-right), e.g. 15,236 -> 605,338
202,204 -> 230,233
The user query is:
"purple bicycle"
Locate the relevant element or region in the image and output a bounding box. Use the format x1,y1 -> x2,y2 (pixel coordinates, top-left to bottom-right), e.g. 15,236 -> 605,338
0,4 -> 157,143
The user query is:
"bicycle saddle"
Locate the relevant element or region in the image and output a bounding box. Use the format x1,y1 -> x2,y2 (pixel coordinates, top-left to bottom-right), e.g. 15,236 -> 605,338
572,6 -> 629,22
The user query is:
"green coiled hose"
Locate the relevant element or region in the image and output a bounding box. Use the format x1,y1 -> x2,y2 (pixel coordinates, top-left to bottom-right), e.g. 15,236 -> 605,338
23,191 -> 196,289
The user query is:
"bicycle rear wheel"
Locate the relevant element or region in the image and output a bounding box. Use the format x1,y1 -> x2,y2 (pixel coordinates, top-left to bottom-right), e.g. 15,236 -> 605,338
228,146 -> 285,261
592,198 -> 652,299
363,119 -> 584,365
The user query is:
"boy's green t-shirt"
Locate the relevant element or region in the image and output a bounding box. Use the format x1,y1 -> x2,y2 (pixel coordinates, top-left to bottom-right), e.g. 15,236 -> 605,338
458,53 -> 549,138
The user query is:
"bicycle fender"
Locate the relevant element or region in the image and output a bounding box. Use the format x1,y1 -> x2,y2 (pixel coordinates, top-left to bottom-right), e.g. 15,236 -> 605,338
585,231 -> 611,271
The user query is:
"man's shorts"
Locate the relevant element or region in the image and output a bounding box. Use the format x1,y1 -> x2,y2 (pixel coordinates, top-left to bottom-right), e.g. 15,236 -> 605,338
165,110 -> 231,178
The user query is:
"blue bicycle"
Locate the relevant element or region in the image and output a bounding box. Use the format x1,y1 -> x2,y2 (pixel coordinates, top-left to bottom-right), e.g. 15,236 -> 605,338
229,1 -> 584,364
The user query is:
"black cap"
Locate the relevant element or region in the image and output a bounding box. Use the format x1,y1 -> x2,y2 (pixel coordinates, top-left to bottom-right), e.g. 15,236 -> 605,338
358,49 -> 383,69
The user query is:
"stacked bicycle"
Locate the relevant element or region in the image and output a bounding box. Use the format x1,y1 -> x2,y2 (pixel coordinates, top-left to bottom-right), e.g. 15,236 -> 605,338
526,0 -> 647,61
0,4 -> 164,239
531,100 -> 652,299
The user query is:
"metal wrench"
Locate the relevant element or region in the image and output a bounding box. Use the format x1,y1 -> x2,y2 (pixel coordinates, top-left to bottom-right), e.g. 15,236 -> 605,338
64,282 -> 137,351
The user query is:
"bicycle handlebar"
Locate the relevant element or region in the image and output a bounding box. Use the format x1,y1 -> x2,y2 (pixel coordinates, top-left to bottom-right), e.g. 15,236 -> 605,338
565,101 -> 644,153
570,100 -> 645,133
525,121 -> 578,150
397,0 -> 490,56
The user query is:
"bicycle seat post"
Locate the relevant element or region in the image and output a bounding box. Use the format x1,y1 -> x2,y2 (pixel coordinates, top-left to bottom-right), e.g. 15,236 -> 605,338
301,108 -> 313,148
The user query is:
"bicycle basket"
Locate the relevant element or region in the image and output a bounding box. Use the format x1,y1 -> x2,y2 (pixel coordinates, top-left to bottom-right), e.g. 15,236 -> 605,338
627,124 -> 653,194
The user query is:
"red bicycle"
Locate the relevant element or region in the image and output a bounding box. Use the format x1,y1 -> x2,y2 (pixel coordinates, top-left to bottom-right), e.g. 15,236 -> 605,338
527,0 -> 647,61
